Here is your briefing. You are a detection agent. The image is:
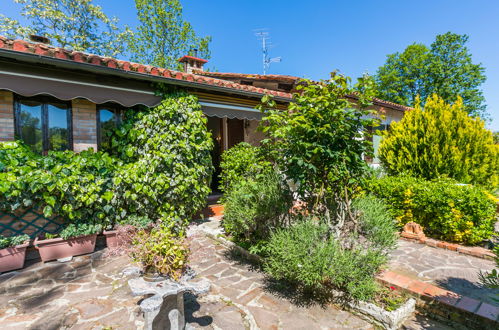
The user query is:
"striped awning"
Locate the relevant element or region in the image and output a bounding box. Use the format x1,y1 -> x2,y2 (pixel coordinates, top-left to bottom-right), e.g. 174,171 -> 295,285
0,62 -> 162,107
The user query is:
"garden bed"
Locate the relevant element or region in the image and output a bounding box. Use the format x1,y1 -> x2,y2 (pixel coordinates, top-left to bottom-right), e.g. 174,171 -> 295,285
205,231 -> 416,329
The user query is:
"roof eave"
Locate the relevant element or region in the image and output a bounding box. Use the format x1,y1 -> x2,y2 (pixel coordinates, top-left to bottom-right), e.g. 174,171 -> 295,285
0,48 -> 293,103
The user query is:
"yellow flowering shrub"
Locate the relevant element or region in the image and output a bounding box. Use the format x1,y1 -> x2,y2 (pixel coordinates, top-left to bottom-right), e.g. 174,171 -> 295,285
368,176 -> 496,245
379,95 -> 499,189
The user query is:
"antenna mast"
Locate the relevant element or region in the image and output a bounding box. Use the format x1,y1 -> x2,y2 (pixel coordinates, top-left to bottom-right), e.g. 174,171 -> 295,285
255,30 -> 281,74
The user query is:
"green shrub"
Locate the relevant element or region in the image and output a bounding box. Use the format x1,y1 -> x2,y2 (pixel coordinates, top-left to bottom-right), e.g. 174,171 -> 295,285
368,175 -> 497,244
222,169 -> 292,244
353,195 -> 398,251
0,91 -> 213,234
264,220 -> 389,301
0,141 -> 118,225
219,142 -> 271,195
58,223 -> 102,240
111,91 -> 213,225
0,234 -> 29,249
130,224 -> 189,280
379,95 -> 499,188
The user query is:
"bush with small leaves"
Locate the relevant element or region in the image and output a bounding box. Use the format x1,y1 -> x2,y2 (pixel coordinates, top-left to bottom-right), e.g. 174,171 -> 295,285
222,169 -> 292,245
0,234 -> 29,249
264,219 -> 390,301
367,175 -> 497,244
129,224 -> 189,280
219,142 -> 272,195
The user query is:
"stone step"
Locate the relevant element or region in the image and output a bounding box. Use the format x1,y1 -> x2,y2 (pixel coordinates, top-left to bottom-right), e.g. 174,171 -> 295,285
202,204 -> 224,218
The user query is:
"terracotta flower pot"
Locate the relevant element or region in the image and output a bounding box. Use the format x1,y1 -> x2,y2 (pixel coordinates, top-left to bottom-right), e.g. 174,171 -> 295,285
34,234 -> 97,262
103,226 -> 136,249
103,230 -> 119,248
0,242 -> 29,273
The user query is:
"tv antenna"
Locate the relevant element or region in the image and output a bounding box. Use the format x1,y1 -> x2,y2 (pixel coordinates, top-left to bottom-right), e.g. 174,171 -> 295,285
254,29 -> 281,74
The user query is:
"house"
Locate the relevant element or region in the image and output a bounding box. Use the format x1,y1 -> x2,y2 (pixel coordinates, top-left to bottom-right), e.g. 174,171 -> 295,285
0,35 -> 409,179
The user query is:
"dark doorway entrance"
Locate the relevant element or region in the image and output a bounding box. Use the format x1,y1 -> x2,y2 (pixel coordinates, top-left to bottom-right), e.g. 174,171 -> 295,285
227,118 -> 244,148
207,117 -> 223,193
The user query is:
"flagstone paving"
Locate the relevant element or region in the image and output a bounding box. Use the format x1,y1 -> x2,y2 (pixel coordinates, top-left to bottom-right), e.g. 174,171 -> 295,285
0,230 -> 373,329
388,239 -> 498,306
1,216 -> 493,329
186,231 -> 373,329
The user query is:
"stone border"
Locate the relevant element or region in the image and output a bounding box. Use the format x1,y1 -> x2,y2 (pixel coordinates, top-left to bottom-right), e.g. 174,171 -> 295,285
204,232 -> 416,330
378,270 -> 499,329
400,236 -> 495,260
400,221 -> 495,260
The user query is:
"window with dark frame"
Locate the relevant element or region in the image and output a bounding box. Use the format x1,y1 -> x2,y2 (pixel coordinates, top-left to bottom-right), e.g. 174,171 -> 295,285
14,95 -> 72,155
97,104 -> 123,151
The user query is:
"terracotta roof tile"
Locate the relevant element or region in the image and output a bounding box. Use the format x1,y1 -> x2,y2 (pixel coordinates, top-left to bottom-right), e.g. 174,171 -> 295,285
0,36 -> 412,111
0,36 -> 292,100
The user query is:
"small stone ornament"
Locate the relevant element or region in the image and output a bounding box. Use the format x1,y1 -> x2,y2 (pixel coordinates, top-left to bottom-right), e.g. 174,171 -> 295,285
128,269 -> 210,330
401,221 -> 426,241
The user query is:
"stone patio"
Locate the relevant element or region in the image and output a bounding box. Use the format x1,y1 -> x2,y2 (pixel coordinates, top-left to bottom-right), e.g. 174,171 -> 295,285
389,239 -> 498,305
0,229 -> 373,329
1,216 -> 494,329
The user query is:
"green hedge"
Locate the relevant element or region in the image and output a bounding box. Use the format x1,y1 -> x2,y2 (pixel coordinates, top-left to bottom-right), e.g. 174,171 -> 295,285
0,92 -> 212,232
367,176 -> 497,245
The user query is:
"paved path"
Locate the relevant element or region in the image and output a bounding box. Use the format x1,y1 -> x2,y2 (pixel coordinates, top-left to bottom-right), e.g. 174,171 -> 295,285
0,250 -> 142,329
0,227 -> 373,329
389,239 -> 498,305
186,229 -> 372,329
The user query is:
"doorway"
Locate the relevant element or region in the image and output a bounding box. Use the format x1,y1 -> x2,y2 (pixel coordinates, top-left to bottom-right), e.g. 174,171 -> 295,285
206,117 -> 246,194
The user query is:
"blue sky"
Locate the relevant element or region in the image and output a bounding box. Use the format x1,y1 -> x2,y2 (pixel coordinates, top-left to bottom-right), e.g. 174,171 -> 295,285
3,0 -> 499,130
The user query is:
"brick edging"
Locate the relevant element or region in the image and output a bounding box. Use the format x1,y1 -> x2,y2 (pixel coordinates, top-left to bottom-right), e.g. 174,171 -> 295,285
400,236 -> 495,260
377,270 -> 499,327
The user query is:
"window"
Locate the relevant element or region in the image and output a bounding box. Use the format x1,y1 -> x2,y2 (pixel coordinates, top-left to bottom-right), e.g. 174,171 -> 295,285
15,96 -> 72,154
97,105 -> 122,151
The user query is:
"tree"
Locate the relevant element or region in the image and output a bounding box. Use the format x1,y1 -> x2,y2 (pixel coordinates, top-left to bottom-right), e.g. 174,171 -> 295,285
0,0 -> 131,57
259,73 -> 377,237
128,0 -> 211,70
375,32 -> 487,118
379,94 -> 499,188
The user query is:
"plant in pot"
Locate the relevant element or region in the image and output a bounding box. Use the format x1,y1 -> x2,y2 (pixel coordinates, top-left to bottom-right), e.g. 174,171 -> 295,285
0,234 -> 30,272
129,224 -> 189,282
34,223 -> 102,262
104,215 -> 153,250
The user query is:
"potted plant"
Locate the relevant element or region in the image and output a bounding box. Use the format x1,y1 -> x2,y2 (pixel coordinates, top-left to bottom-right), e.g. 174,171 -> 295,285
0,234 -> 30,272
129,224 -> 189,282
103,215 -> 153,249
34,223 -> 102,262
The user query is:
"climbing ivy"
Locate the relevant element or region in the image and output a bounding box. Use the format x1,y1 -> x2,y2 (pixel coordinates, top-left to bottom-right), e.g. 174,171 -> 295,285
0,91 -> 213,232
111,90 -> 213,226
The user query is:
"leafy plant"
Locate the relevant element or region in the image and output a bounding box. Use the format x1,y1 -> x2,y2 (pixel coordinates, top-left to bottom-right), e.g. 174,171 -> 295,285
372,286 -> 410,312
129,224 -> 189,280
57,223 -> 102,240
128,0 -> 211,69
353,195 -> 398,252
0,141 -> 118,225
479,244 -> 499,304
0,234 -> 29,249
111,91 -> 213,227
264,220 -> 390,301
117,215 -> 153,230
219,142 -> 272,196
375,32 -> 487,118
0,0 -> 132,57
258,72 -> 376,237
379,95 -> 499,188
368,175 -> 497,244
222,169 -> 292,244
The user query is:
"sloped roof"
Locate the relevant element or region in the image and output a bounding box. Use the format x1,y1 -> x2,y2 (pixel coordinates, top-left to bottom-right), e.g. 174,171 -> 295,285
0,36 -> 293,100
0,36 -> 412,111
